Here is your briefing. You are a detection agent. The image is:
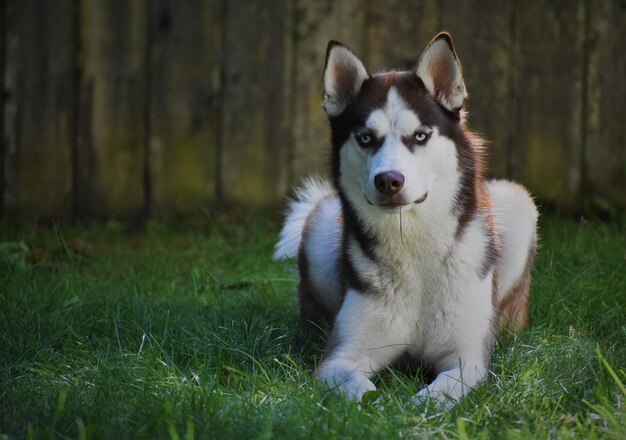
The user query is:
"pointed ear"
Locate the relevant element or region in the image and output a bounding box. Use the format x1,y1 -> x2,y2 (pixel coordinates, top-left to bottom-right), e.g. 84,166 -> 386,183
322,41 -> 368,117
416,32 -> 467,112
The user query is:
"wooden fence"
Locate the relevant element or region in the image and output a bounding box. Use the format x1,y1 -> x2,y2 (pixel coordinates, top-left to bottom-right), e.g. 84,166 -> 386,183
1,0 -> 625,222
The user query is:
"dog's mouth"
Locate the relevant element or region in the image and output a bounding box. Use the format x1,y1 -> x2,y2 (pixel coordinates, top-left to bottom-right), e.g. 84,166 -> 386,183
365,192 -> 428,209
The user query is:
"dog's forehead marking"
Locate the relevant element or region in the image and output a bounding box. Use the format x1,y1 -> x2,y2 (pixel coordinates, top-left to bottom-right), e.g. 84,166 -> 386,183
365,87 -> 421,137
366,109 -> 389,134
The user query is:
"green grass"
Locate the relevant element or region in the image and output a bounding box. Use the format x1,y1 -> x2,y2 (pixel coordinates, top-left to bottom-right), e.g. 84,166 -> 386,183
0,213 -> 624,439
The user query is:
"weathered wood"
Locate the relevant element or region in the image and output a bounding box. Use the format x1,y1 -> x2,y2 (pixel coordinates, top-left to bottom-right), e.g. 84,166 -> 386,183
441,0 -> 516,179
3,0 -> 76,220
1,0 -> 625,219
0,0 -> 6,216
76,0 -> 148,220
219,0 -> 293,206
585,0 -> 626,212
289,0 -> 367,187
514,0 -> 585,213
149,0 -> 222,215
365,0 -> 440,72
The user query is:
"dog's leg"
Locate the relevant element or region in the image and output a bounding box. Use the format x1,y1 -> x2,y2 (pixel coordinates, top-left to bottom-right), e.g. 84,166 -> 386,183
412,360 -> 487,407
498,243 -> 535,331
316,289 -> 411,401
413,267 -> 496,406
297,277 -> 332,336
316,349 -> 378,401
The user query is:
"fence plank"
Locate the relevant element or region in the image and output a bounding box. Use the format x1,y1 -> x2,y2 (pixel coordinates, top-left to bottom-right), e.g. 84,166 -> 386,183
76,0 -> 147,220
149,0 -> 222,215
586,0 -> 626,212
219,0 -> 293,206
442,0 -> 515,179
365,0 -> 440,73
514,0 -> 585,213
289,0 -> 367,187
3,0 -> 75,220
0,0 -> 6,217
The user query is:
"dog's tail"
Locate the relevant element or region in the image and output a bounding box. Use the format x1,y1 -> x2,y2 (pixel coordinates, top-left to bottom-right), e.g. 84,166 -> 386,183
273,177 -> 336,261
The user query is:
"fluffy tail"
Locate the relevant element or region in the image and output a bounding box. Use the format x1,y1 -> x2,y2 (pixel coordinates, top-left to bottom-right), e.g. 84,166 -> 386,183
273,178 -> 336,260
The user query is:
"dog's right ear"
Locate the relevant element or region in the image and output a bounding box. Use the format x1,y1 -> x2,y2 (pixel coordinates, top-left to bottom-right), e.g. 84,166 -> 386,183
322,41 -> 368,117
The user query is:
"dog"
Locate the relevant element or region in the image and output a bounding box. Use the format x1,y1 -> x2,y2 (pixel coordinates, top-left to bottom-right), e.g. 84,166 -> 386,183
274,32 -> 538,406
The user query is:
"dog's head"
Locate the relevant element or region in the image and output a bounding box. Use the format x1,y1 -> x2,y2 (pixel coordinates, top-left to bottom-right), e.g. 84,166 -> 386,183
323,33 -> 476,218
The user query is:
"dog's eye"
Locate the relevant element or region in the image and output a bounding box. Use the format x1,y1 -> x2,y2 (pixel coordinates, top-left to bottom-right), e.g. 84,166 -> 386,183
414,131 -> 430,144
356,132 -> 378,147
358,133 -> 372,145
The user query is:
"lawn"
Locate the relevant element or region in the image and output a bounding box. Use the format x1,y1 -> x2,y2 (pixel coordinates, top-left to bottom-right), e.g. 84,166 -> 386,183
0,212 -> 624,439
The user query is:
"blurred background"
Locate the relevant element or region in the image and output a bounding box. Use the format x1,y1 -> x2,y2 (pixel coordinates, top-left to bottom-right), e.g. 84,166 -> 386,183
1,0 -> 624,223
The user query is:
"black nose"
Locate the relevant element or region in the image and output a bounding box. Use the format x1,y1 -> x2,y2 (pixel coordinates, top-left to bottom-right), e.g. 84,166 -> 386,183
374,171 -> 405,196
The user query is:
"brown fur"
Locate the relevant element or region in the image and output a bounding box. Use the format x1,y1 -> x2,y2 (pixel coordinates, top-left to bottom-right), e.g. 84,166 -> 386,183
297,270 -> 334,335
498,240 -> 537,331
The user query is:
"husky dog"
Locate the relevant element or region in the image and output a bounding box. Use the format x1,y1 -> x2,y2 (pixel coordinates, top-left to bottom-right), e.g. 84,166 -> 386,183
274,32 -> 538,405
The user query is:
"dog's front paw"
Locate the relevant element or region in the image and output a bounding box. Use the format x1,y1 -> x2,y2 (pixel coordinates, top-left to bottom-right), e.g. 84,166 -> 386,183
341,374 -> 377,401
317,364 -> 376,401
410,385 -> 456,409
411,365 -> 485,408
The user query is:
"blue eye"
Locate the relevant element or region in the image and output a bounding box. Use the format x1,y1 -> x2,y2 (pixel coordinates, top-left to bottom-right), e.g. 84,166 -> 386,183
414,131 -> 430,144
359,134 -> 372,144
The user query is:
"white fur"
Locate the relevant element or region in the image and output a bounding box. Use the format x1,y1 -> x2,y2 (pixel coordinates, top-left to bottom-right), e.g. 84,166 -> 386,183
273,178 -> 335,260
366,89 -> 420,138
487,180 -> 539,301
413,363 -> 487,406
303,196 -> 343,313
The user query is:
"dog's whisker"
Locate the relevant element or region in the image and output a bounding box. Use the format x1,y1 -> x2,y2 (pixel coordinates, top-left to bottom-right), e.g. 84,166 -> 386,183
399,206 -> 405,246
367,343 -> 420,351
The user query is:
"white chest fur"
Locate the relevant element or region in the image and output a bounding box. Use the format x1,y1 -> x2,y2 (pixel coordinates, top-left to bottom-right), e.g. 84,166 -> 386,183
342,212 -> 496,368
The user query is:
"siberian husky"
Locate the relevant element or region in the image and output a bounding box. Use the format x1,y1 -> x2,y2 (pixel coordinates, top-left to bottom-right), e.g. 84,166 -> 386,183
274,32 -> 538,405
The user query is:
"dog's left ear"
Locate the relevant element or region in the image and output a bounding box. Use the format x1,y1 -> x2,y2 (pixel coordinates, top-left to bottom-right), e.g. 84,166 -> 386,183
323,41 -> 369,117
416,32 -> 467,112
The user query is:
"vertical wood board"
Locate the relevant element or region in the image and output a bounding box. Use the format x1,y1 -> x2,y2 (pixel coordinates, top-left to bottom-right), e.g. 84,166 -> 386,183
0,0 -> 5,216
149,0 -> 222,214
77,0 -> 147,220
3,0 -> 75,220
514,0 -> 585,213
365,0 -> 440,73
585,0 -> 626,211
219,0 -> 292,205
